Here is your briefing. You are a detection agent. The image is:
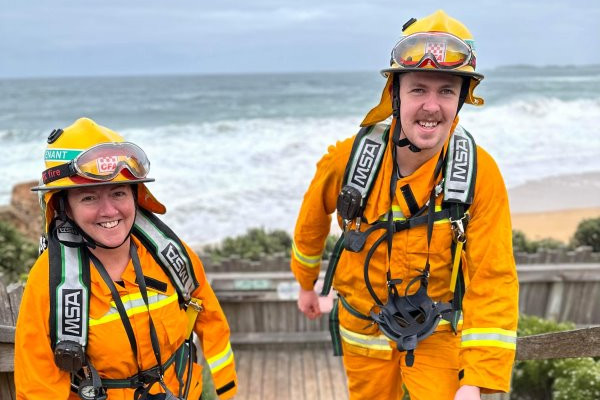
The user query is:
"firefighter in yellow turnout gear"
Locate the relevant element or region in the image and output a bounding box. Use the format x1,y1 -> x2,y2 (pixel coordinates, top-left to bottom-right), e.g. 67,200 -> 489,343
15,118 -> 237,400
291,10 -> 518,400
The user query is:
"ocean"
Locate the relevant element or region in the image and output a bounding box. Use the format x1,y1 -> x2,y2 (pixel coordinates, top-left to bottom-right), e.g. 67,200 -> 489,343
1,65 -> 599,245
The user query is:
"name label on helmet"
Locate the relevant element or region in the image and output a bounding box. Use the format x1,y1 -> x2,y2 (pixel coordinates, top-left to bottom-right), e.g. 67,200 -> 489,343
44,149 -> 82,161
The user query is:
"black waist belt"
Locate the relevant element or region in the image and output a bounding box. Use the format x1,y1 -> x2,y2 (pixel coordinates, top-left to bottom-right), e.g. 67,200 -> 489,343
102,341 -> 188,389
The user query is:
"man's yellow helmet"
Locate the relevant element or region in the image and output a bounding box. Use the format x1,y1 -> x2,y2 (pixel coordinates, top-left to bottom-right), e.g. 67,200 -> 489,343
32,117 -> 166,233
361,10 -> 484,127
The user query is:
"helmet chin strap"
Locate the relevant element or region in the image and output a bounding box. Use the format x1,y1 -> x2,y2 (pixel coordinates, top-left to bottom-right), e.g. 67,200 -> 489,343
55,194 -> 134,250
392,73 -> 422,153
391,74 -> 471,153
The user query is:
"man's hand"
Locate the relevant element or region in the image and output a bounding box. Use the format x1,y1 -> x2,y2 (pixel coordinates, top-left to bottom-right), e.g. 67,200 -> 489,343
454,385 -> 481,400
297,287 -> 322,320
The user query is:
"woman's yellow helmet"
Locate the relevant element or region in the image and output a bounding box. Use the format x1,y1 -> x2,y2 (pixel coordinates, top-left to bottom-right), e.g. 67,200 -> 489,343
32,117 -> 165,233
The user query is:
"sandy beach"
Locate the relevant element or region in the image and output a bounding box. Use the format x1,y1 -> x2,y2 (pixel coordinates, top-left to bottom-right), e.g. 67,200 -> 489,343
508,171 -> 600,242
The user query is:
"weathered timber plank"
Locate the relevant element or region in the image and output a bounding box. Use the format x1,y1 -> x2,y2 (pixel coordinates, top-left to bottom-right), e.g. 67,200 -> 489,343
302,348 -> 319,400
290,348 -> 304,400
516,326 -> 600,360
233,350 -> 251,399
262,349 -> 277,400
275,348 -> 290,400
0,283 -> 14,326
0,325 -> 15,344
327,351 -> 348,399
247,347 -> 263,400
0,372 -> 16,400
0,343 -> 15,373
231,331 -> 330,345
314,346 -> 334,400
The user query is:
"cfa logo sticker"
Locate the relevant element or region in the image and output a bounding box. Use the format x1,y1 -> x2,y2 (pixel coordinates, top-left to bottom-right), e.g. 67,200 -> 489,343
350,139 -> 381,188
161,243 -> 190,285
96,156 -> 119,173
62,289 -> 83,336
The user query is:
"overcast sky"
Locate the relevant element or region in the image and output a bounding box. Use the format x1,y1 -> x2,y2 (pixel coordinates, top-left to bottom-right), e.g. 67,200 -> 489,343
1,0 -> 599,78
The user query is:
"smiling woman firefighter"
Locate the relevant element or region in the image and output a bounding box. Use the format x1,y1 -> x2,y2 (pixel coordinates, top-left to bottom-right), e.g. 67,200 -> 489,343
15,118 -> 237,400
291,10 -> 518,400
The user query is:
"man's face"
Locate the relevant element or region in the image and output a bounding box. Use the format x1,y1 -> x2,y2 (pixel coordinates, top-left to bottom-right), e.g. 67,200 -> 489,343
399,71 -> 463,151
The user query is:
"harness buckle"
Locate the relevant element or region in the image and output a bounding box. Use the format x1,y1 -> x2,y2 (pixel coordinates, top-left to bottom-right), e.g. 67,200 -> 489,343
450,212 -> 469,243
138,365 -> 162,386
187,298 -> 204,313
434,178 -> 445,197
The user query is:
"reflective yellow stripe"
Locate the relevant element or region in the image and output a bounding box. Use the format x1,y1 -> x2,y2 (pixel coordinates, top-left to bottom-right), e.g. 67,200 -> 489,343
292,241 -> 321,268
433,205 -> 449,225
379,205 -> 406,222
339,325 -> 392,351
461,328 -> 517,350
207,342 -> 235,373
89,292 -> 178,326
438,316 -> 463,327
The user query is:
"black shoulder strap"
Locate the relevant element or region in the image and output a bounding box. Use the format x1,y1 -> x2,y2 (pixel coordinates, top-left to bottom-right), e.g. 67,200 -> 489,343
443,125 -> 477,205
342,123 -> 390,203
48,221 -> 91,352
131,208 -> 199,307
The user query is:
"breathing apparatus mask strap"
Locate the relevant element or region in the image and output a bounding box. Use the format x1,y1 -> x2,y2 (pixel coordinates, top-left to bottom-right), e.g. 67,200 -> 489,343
391,73 -> 422,153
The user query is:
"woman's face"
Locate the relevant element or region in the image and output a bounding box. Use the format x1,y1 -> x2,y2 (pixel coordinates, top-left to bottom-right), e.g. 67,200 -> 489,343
66,184 -> 136,248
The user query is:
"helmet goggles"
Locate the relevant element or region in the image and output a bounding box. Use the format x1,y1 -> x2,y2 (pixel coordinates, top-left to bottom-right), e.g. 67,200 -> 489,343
41,142 -> 150,185
391,32 -> 475,71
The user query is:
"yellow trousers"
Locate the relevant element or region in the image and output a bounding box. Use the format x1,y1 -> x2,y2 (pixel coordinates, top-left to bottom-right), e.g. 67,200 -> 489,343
342,330 -> 461,400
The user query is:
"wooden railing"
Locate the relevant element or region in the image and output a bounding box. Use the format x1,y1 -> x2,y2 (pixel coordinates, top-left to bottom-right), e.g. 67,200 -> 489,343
2,261 -> 599,399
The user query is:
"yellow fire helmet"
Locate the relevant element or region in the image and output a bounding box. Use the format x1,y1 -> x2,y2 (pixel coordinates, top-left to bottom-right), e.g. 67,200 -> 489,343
32,117 -> 166,233
361,9 -> 485,127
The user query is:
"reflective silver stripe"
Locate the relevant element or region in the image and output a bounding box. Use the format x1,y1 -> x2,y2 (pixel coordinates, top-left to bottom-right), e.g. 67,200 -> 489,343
134,212 -> 194,301
461,333 -> 517,344
207,342 -> 234,373
339,325 -> 392,351
444,125 -> 475,203
89,292 -> 175,326
56,245 -> 88,346
292,241 -> 321,268
461,328 -> 517,349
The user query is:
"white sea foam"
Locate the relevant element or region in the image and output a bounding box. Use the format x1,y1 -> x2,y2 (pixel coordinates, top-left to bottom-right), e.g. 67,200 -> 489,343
2,97 -> 599,245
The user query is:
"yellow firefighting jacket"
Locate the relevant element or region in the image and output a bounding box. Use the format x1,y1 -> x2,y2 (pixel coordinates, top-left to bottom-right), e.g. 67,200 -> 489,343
291,119 -> 518,394
15,236 -> 237,400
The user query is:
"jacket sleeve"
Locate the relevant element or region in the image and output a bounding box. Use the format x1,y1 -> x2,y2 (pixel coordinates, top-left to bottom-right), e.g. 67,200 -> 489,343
459,147 -> 519,394
14,251 -> 74,400
290,137 -> 352,290
186,243 -> 237,400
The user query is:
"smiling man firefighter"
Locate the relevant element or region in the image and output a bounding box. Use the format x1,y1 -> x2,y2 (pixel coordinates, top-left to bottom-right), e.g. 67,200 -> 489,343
290,10 -> 518,400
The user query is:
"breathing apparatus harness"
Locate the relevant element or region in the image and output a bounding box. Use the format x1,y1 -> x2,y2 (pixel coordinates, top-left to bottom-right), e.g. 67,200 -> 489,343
322,120 -> 476,366
47,204 -> 202,400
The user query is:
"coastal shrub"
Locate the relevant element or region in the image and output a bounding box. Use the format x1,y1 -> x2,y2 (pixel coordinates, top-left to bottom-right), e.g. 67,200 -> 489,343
511,315 -> 600,400
0,220 -> 38,283
512,230 -> 566,253
571,217 -> 600,252
203,227 -> 292,261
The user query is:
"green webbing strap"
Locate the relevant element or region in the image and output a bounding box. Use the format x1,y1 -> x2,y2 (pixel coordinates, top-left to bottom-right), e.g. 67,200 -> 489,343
102,341 -> 187,389
320,235 -> 345,296
329,298 -> 343,356
339,295 -> 372,321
